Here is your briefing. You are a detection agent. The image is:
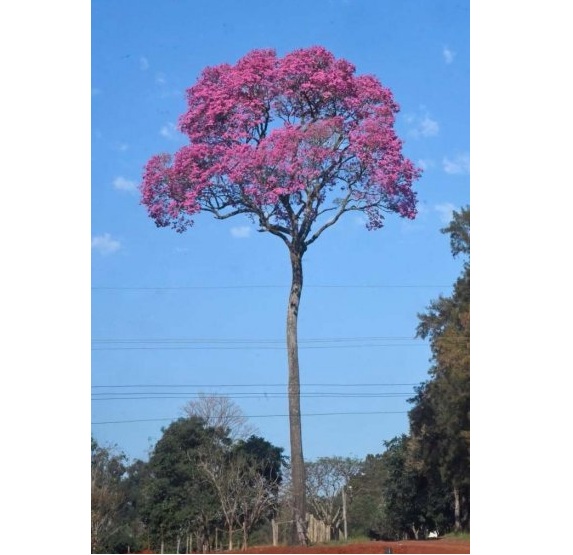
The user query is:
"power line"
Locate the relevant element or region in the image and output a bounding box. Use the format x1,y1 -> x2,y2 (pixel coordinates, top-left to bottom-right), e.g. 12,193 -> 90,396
92,393 -> 413,401
92,410 -> 409,425
92,344 -> 428,351
91,388 -> 415,395
92,284 -> 451,291
91,336 -> 466,351
91,390 -> 413,395
92,336 -> 423,343
91,337 -> 468,345
92,345 -> 426,351
91,382 -> 420,388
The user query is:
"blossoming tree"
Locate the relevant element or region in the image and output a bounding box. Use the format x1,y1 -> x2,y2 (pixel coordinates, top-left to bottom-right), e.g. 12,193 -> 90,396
141,46 -> 420,544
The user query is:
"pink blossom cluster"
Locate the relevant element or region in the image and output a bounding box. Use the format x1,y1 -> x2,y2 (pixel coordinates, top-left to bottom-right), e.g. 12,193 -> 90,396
141,46 -> 420,234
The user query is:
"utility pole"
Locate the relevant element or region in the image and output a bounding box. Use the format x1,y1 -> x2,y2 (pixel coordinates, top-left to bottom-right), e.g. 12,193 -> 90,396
342,486 -> 348,541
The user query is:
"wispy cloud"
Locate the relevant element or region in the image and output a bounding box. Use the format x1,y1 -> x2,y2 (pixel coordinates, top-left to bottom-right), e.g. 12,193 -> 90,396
416,159 -> 435,171
113,143 -> 129,153
406,109 -> 440,139
160,122 -> 178,140
434,203 -> 456,223
113,176 -> 137,192
443,153 -> 470,175
417,115 -> 439,138
443,46 -> 455,64
140,57 -> 149,71
230,226 -> 252,239
153,72 -> 183,99
92,233 -> 121,255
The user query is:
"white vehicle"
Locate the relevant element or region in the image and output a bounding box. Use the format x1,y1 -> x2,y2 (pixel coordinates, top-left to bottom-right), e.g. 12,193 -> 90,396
428,530 -> 439,539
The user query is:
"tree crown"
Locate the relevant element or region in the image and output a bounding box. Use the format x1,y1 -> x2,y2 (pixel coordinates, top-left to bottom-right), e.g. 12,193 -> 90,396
141,46 -> 421,250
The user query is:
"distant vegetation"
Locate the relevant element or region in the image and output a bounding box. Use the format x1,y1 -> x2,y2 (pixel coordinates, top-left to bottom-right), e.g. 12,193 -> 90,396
91,208 -> 470,553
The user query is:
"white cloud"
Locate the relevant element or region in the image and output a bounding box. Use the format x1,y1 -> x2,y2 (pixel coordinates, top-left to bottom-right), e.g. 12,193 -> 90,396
443,153 -> 470,175
153,72 -> 182,99
418,115 -> 439,137
230,226 -> 252,239
112,142 -> 129,153
113,176 -> 137,192
92,233 -> 121,255
406,109 -> 440,139
443,46 -> 455,64
434,203 -> 456,223
160,122 -> 177,139
140,57 -> 149,70
416,159 -> 435,171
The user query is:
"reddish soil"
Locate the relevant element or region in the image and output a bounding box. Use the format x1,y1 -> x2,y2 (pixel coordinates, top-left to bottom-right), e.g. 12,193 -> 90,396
232,538 -> 470,554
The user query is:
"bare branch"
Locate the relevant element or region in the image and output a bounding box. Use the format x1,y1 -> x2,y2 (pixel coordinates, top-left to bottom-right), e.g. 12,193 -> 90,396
184,394 -> 257,440
304,192 -> 354,247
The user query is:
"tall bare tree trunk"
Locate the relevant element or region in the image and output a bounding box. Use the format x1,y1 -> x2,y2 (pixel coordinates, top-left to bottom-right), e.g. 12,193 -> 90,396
453,486 -> 461,532
287,249 -> 308,545
342,486 -> 348,541
242,521 -> 248,551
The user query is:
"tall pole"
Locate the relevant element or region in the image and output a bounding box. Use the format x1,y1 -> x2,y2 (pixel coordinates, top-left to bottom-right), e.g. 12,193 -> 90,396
342,486 -> 348,541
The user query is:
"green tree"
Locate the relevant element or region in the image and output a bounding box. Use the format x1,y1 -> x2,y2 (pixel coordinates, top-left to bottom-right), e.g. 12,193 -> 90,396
140,417 -> 224,553
412,206 -> 470,532
198,434 -> 285,550
346,454 -> 388,538
377,435 -> 434,540
91,438 -> 128,553
305,457 -> 362,540
234,435 -> 285,487
110,458 -> 151,553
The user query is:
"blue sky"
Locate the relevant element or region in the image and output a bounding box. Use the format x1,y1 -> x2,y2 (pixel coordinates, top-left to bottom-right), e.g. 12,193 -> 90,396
91,0 -> 470,463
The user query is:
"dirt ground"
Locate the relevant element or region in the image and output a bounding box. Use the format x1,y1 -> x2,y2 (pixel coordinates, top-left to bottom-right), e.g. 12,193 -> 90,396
231,538 -> 470,554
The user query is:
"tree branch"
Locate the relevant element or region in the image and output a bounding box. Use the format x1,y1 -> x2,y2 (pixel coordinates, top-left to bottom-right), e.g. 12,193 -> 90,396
303,192 -> 354,247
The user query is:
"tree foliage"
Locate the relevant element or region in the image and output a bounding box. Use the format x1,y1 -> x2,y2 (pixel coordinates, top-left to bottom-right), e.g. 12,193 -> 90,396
345,207 -> 470,540
346,454 -> 388,538
411,206 -> 470,531
379,435 -> 453,540
91,438 -> 128,553
198,435 -> 285,550
139,417 -> 224,553
305,457 -> 362,532
141,46 -> 420,239
135,412 -> 285,553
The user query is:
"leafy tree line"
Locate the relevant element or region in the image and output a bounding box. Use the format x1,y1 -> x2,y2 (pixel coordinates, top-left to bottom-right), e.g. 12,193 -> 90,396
346,206 -> 470,540
91,402 -> 285,554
